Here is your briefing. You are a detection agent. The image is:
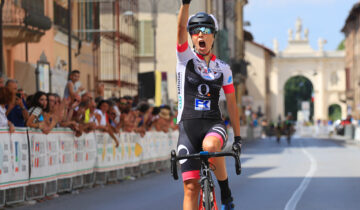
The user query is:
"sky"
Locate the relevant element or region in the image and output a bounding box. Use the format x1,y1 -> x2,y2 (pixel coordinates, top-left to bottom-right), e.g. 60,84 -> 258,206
244,0 -> 358,51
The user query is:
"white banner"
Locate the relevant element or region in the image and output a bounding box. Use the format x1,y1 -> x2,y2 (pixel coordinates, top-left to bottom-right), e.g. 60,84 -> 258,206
0,127 -> 179,189
9,128 -> 29,187
0,128 -> 28,189
28,129 -> 53,184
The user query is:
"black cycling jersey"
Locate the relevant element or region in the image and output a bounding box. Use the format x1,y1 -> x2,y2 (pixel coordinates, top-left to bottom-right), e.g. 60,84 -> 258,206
176,41 -> 235,122
175,41 -> 235,181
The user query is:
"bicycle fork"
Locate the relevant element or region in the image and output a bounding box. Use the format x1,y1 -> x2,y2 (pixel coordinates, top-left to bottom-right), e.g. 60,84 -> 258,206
199,160 -> 218,210
199,179 -> 218,210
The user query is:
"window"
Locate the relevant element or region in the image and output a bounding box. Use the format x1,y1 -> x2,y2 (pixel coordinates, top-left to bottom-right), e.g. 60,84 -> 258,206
54,2 -> 68,30
21,0 -> 44,15
137,20 -> 154,57
78,2 -> 94,41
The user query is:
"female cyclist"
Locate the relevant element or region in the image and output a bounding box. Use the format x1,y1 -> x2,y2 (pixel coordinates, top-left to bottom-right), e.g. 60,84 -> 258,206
176,1 -> 241,210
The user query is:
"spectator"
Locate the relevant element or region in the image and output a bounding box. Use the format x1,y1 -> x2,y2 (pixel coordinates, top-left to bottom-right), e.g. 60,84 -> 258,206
59,97 -> 82,136
0,77 -> 4,87
108,105 -> 121,133
95,100 -> 119,147
96,83 -> 104,98
26,91 -> 51,134
45,93 -> 60,130
153,105 -> 171,133
85,100 -> 98,125
123,95 -> 134,109
63,70 -> 84,101
6,80 -> 28,127
134,101 -> 151,136
118,97 -> 130,114
17,88 -> 27,101
111,97 -> 121,125
73,100 -> 96,134
148,106 -> 160,130
0,87 -> 15,132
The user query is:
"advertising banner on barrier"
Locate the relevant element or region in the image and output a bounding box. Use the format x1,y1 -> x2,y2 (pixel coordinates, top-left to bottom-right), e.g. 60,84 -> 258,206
57,129 -> 76,179
0,128 -> 29,189
1,126 -> 179,193
80,132 -> 97,175
95,132 -> 121,172
28,129 -> 52,184
9,128 -> 29,187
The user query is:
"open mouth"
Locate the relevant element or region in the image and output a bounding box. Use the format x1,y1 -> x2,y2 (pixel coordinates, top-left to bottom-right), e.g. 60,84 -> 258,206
199,40 -> 206,48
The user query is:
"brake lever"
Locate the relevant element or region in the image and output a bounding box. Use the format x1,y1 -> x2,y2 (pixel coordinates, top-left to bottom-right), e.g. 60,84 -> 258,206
232,144 -> 242,175
170,150 -> 179,180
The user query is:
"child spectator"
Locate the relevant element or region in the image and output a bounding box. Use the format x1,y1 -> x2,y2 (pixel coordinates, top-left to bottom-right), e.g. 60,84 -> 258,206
63,70 -> 84,101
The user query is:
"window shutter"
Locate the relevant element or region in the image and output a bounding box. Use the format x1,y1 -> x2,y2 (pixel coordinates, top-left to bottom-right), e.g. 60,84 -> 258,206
138,20 -> 154,57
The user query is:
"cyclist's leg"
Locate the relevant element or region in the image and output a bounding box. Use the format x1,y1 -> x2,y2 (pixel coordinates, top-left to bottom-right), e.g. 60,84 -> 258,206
178,121 -> 204,210
202,124 -> 234,206
183,179 -> 200,210
202,135 -> 227,179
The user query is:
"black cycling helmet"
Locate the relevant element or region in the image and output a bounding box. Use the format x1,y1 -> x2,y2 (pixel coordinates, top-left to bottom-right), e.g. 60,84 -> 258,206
187,12 -> 218,34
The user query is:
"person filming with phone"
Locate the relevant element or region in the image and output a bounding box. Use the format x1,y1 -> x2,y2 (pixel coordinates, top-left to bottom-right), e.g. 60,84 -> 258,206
5,79 -> 28,127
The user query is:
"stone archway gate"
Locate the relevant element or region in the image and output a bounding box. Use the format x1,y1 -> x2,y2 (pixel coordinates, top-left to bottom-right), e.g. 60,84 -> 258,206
270,18 -> 346,122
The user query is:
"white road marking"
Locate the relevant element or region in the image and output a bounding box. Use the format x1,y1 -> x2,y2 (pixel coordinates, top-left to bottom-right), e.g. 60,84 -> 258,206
284,141 -> 317,210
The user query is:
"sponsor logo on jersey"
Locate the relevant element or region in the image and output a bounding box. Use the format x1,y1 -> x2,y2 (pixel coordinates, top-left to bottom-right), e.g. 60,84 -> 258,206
198,84 -> 210,96
177,72 -> 182,94
195,98 -> 211,111
228,76 -> 233,84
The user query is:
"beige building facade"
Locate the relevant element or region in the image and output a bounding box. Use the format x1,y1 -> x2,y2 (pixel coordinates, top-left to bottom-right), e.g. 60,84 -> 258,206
342,2 -> 360,118
244,41 -> 274,120
270,18 -> 346,122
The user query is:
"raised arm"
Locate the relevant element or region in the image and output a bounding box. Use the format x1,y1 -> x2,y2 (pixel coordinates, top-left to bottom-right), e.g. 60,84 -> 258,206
177,1 -> 191,45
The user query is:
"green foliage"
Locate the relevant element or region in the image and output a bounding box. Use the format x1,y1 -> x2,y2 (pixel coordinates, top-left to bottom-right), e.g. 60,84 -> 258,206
337,40 -> 345,51
284,76 -> 314,121
328,104 -> 342,121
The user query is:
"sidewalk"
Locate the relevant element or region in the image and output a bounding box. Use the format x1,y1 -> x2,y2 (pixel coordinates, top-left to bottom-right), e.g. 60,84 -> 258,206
319,134 -> 360,147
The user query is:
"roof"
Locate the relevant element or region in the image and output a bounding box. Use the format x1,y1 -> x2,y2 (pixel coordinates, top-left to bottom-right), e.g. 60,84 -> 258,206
341,3 -> 360,33
248,41 -> 276,57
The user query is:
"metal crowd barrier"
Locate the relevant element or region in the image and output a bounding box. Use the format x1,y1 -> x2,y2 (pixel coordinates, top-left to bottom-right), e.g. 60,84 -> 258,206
0,127 -> 179,206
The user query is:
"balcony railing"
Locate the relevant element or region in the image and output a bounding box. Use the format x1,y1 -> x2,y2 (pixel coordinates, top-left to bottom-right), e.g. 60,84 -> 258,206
2,0 -> 51,45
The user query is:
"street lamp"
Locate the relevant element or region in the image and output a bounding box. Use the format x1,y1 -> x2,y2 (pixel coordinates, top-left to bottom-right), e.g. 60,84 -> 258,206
35,52 -> 52,92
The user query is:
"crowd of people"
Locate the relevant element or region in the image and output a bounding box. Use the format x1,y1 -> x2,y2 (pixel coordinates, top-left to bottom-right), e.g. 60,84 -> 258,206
0,70 -> 178,147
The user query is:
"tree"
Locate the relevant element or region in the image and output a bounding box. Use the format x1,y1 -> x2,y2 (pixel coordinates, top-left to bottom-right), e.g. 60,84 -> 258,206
337,40 -> 345,51
284,76 -> 313,121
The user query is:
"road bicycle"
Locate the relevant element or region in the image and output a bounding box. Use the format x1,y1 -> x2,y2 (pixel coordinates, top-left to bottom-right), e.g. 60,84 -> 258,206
170,144 -> 241,210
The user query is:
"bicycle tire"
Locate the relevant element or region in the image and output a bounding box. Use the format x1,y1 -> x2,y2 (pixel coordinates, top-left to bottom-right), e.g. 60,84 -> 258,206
202,178 -> 212,210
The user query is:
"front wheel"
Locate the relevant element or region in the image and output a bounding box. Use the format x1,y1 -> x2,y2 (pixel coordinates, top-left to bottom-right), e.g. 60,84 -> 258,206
202,178 -> 212,210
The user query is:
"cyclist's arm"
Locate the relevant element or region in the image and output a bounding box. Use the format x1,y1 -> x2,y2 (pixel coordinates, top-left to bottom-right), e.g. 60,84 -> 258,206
225,92 -> 240,137
177,4 -> 189,46
223,65 -> 240,137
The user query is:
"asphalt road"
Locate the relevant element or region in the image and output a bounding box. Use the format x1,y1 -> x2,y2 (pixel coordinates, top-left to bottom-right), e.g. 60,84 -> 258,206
13,136 -> 360,210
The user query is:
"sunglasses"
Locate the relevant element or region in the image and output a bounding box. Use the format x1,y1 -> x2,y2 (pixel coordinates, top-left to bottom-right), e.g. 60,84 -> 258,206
190,27 -> 214,35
